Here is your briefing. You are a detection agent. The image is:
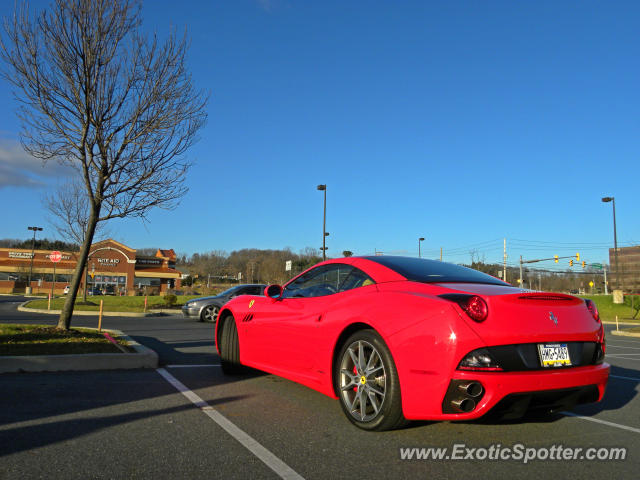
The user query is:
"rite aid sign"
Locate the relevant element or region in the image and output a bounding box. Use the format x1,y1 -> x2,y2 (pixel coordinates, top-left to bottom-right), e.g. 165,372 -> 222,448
49,251 -> 62,263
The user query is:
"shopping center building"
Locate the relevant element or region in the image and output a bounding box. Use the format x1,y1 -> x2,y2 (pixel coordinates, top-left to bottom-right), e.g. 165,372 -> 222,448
0,239 -> 182,295
609,245 -> 640,293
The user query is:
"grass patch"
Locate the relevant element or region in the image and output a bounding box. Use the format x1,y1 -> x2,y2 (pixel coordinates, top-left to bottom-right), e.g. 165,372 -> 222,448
581,295 -> 640,323
624,326 -> 640,333
0,323 -> 131,356
25,295 -> 202,313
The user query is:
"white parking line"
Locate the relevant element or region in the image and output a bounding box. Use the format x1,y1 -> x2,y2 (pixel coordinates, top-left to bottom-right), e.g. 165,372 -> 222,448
606,354 -> 640,358
156,368 -> 304,480
166,364 -> 221,368
606,338 -> 640,345
606,344 -> 640,350
611,374 -> 640,382
563,412 -> 640,435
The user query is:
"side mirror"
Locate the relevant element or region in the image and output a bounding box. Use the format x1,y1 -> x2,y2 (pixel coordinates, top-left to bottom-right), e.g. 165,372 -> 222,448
265,284 -> 283,299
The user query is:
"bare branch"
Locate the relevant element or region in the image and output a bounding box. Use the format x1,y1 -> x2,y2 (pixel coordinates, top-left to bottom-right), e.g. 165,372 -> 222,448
42,179 -> 110,245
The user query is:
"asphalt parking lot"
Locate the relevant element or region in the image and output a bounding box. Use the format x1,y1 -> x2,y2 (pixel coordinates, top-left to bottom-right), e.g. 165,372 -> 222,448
1,295 -> 640,479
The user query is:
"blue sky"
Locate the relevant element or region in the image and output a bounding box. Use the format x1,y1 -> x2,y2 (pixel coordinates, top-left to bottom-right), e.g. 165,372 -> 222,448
0,0 -> 638,271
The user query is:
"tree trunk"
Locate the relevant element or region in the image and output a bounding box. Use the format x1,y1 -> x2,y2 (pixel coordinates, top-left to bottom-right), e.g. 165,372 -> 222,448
56,206 -> 100,330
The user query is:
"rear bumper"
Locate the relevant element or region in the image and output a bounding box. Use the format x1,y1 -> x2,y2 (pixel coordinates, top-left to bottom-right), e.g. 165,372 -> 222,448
403,362 -> 609,420
486,384 -> 599,420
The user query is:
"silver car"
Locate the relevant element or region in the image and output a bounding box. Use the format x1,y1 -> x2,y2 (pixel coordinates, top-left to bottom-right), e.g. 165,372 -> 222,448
182,284 -> 266,322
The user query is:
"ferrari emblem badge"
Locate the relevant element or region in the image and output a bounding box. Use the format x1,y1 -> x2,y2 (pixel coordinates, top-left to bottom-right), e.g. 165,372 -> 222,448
360,376 -> 367,385
249,300 -> 255,309
549,311 -> 558,325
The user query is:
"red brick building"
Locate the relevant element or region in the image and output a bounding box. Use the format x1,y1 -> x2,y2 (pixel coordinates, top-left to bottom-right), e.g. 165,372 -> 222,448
0,239 -> 182,295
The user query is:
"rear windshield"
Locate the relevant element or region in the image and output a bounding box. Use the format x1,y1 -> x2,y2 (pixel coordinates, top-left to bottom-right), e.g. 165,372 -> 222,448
362,256 -> 509,286
219,286 -> 244,296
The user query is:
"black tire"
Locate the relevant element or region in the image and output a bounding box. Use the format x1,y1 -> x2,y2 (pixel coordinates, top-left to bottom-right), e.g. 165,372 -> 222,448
218,314 -> 244,374
200,305 -> 218,322
335,329 -> 406,431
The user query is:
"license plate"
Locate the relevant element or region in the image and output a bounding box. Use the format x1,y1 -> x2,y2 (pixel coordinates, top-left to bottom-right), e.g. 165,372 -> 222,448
538,343 -> 571,367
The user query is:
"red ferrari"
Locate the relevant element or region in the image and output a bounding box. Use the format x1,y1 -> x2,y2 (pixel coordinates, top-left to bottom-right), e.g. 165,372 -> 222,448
215,256 -> 609,431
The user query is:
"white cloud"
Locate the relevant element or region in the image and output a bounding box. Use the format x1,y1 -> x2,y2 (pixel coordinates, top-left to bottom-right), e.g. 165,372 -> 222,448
0,138 -> 74,188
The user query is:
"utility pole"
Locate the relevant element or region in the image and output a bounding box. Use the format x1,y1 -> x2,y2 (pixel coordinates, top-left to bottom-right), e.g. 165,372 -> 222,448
519,255 -> 523,289
604,262 -> 608,295
503,238 -> 507,283
440,247 -> 443,261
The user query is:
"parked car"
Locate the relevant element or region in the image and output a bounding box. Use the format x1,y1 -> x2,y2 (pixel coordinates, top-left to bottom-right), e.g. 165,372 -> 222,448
88,286 -> 102,296
182,284 -> 266,322
215,256 -> 609,431
63,285 -> 70,295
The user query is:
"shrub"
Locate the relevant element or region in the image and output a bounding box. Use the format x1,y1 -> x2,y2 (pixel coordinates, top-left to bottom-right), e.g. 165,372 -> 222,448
164,294 -> 177,306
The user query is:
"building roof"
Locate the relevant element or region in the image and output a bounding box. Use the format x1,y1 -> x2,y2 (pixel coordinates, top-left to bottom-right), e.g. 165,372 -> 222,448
156,249 -> 176,261
92,238 -> 136,253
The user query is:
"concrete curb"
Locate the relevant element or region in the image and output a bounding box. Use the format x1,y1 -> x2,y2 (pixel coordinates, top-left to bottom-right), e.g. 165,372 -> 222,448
610,329 -> 640,338
17,302 -> 174,317
0,294 -> 47,298
0,328 -> 159,373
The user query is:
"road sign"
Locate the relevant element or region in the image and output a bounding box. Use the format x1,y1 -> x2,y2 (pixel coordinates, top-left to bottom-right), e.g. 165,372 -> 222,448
50,251 -> 62,263
591,263 -> 603,269
285,260 -> 292,271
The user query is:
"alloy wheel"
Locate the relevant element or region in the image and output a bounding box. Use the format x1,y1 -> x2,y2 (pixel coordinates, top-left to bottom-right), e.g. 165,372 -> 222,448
339,340 -> 387,422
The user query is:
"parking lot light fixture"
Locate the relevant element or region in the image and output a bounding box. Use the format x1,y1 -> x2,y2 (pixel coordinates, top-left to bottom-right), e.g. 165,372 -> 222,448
601,196 -> 619,290
27,226 -> 43,294
317,184 -> 327,260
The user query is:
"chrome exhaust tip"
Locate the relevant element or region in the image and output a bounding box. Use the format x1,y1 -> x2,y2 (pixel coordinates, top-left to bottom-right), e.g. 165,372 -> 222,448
457,381 -> 484,398
451,397 -> 476,413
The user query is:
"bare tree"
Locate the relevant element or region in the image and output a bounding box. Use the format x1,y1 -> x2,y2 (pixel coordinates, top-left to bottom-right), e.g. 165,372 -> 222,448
1,0 -> 208,329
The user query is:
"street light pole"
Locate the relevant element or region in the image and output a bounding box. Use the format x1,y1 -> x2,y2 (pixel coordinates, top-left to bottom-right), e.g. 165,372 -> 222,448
602,197 -> 619,290
317,184 -> 327,261
418,237 -> 425,258
26,226 -> 43,294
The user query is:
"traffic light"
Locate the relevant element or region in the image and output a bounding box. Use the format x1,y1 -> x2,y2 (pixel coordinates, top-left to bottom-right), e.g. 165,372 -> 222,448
576,252 -> 580,261
582,261 -> 586,268
554,255 -> 559,263
570,260 -> 574,267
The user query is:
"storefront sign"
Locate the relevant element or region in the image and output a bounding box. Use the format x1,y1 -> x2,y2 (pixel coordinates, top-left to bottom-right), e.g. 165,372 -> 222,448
136,258 -> 162,265
98,258 -> 120,265
9,252 -> 34,259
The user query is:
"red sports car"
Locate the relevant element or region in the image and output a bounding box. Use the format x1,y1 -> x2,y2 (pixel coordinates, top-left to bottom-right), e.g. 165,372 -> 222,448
215,256 -> 609,431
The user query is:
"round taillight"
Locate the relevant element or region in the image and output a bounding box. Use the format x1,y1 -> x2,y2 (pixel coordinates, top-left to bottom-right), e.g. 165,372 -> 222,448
585,299 -> 600,323
463,296 -> 488,322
